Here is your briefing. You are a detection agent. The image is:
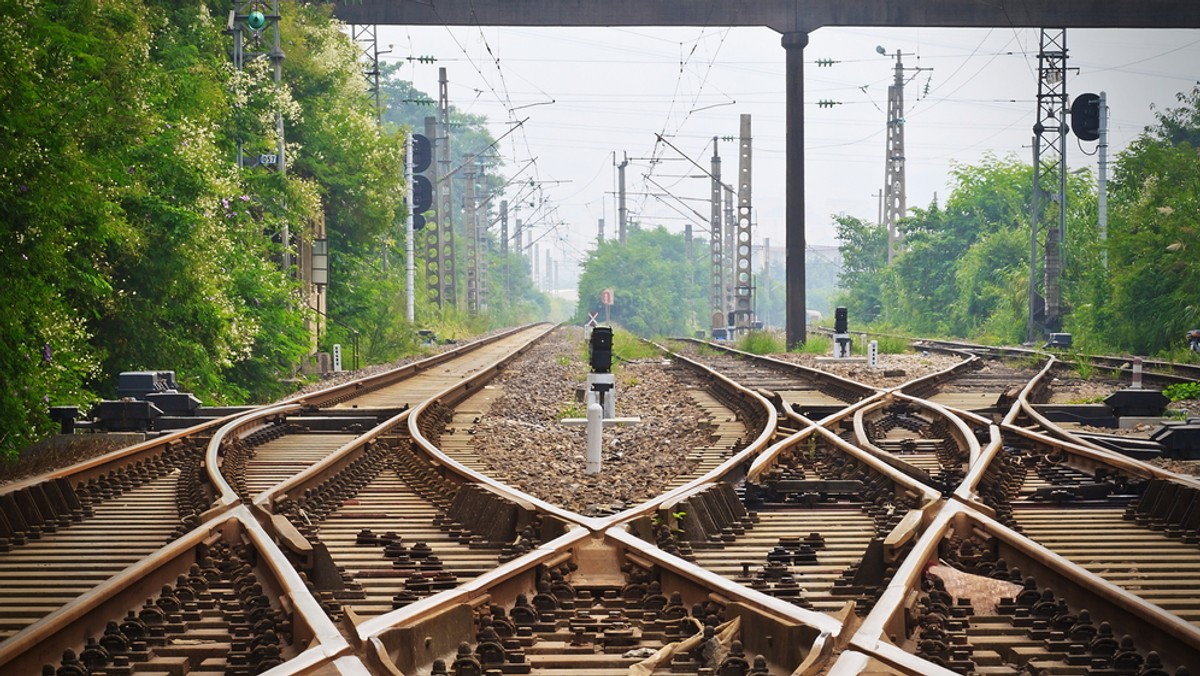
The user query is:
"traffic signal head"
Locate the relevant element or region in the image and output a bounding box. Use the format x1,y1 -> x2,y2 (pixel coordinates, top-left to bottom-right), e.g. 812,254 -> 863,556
834,306 -> 848,333
589,326 -> 613,373
1071,93 -> 1101,142
412,175 -> 433,214
411,134 -> 432,173
246,10 -> 266,31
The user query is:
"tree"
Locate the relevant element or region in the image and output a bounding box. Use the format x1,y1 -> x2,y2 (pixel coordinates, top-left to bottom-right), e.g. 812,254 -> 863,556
574,226 -> 706,336
1092,85 -> 1200,353
832,215 -> 887,323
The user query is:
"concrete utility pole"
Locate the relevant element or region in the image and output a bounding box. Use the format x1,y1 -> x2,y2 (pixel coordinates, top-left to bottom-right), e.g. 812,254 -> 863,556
597,217 -> 605,245
617,155 -> 629,244
881,48 -> 931,262
465,161 -> 480,315
710,138 -> 724,331
883,49 -> 906,263
1098,91 -> 1109,269
724,181 -> 735,320
733,114 -> 755,329
423,116 -> 443,305
437,67 -> 457,308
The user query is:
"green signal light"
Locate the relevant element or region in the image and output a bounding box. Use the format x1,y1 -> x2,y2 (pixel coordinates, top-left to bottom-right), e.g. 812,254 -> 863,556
247,10 -> 266,30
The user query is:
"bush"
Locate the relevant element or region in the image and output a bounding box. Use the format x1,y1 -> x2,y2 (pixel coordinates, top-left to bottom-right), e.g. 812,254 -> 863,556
1164,382 -> 1200,402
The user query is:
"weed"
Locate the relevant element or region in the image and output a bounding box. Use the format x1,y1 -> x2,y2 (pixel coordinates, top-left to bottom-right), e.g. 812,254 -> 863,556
1164,382 -> 1200,402
1072,356 -> 1096,380
872,334 -> 911,354
738,331 -> 785,355
559,402 -> 586,419
794,334 -> 833,355
613,330 -> 660,360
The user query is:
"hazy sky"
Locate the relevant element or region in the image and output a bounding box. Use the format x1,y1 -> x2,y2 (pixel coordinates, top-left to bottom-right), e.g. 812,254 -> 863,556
372,23 -> 1200,281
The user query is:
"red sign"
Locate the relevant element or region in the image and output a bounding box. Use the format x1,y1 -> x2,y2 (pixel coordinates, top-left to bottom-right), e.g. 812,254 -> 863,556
600,289 -> 614,306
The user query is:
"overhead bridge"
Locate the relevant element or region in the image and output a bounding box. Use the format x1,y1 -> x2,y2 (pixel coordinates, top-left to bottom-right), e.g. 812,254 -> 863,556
331,1 -> 1200,31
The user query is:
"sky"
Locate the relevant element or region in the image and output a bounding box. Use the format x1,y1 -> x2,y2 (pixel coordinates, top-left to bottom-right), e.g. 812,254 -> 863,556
369,23 -> 1200,287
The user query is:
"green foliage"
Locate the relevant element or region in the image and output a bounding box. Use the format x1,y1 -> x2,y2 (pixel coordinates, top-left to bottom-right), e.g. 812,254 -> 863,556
613,330 -> 661,361
872,334 -> 912,354
1164,382 -> 1200,402
0,0 -> 491,457
559,401 -> 586,419
1071,357 -> 1097,380
832,214 -> 887,322
737,331 -> 785,355
573,225 -> 707,337
793,334 -> 833,355
1075,85 -> 1200,354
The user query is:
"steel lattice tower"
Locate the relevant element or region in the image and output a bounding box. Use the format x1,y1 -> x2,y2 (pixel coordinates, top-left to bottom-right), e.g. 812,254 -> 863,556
1028,29 -> 1069,339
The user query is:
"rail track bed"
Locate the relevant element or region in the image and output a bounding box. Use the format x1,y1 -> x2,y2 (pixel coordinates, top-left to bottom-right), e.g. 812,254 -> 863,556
666,339 -> 876,418
9,329 -> 1200,675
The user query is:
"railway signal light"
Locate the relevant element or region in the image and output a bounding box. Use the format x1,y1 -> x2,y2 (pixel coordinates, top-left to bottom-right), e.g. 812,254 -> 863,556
589,326 -> 613,373
246,10 -> 266,31
411,133 -> 433,229
1071,93 -> 1101,142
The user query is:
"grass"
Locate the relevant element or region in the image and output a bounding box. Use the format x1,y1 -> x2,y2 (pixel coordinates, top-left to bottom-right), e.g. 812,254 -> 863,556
737,330 -> 785,355
1071,355 -> 1097,380
793,334 -> 833,355
873,334 -> 911,354
559,401 -> 586,419
613,330 -> 661,361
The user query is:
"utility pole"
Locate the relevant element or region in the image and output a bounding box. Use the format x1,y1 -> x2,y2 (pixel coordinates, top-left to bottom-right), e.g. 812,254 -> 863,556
710,138 -> 724,331
733,114 -> 754,329
617,154 -> 629,244
465,160 -> 480,314
423,116 -> 443,306
597,217 -> 605,245
532,243 -> 540,289
881,48 -> 930,262
1030,28 -> 1069,335
1098,90 -> 1109,269
723,185 -> 735,319
437,67 -> 457,308
499,199 -> 509,256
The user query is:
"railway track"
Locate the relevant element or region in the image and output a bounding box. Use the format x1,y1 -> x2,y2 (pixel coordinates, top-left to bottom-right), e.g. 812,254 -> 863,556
4,327 -> 1200,675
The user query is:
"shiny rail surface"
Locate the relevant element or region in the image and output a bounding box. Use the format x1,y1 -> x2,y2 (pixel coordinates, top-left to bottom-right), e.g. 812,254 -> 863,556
5,328 -> 1200,675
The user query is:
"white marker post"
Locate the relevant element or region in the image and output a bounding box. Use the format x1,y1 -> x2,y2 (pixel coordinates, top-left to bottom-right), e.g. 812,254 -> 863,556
333,344 -> 343,372
868,340 -> 879,369
1132,357 -> 1143,390
562,387 -> 641,475
586,401 -> 603,474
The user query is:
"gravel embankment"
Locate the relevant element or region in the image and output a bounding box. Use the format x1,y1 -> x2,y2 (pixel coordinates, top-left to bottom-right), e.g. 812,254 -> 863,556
471,327 -> 716,515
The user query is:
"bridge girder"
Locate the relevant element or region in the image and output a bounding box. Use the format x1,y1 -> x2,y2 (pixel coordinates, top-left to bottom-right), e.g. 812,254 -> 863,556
332,1 -> 1200,32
